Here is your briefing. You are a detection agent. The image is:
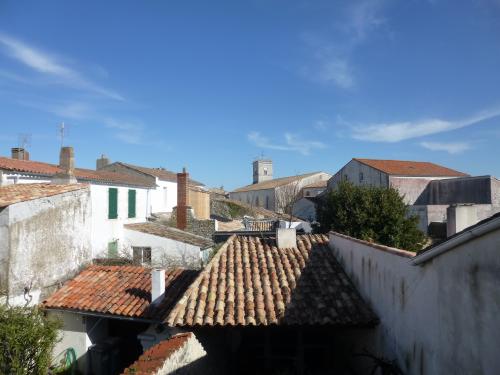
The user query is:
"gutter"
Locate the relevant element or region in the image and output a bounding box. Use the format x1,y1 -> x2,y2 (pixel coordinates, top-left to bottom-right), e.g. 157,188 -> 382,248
412,216 -> 500,266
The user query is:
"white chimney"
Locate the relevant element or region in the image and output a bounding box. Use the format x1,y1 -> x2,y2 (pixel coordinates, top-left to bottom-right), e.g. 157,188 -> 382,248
151,269 -> 165,304
276,228 -> 296,249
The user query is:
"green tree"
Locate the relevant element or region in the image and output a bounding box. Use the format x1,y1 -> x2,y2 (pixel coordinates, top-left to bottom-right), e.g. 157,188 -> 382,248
0,304 -> 61,375
317,181 -> 426,251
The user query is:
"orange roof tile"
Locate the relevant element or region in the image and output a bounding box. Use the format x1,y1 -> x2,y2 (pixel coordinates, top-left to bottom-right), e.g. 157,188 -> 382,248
0,157 -> 154,187
43,265 -> 199,321
354,158 -> 468,177
166,234 -> 377,327
0,183 -> 88,207
122,333 -> 195,375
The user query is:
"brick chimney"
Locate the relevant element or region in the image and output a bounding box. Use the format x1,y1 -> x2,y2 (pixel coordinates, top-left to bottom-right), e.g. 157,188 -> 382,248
11,147 -> 29,160
52,146 -> 77,184
176,167 -> 189,230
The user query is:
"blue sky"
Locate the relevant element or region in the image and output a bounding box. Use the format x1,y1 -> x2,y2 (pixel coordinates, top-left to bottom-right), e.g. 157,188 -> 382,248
0,0 -> 499,190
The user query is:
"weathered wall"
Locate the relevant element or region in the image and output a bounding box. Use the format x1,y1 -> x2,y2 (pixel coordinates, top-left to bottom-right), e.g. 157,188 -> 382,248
230,188 -> 276,210
389,176 -> 444,205
124,229 -> 202,269
330,231 -> 500,375
6,188 -> 92,305
189,188 -> 210,220
90,184 -> 149,257
328,160 -> 389,190
292,198 -> 317,221
417,176 -> 497,205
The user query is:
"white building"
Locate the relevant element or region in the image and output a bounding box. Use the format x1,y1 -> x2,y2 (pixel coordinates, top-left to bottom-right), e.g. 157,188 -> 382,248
0,183 -> 92,306
0,147 -> 154,257
230,159 -> 331,212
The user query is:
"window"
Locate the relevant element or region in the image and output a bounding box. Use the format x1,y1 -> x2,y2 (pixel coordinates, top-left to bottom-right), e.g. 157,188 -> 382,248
108,188 -> 118,219
108,241 -> 118,257
255,197 -> 260,207
263,168 -> 268,176
128,189 -> 136,218
133,247 -> 152,265
359,172 -> 364,183
266,196 -> 269,209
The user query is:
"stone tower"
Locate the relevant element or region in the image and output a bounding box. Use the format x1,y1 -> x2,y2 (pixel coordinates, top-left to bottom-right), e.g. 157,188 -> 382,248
253,159 -> 273,184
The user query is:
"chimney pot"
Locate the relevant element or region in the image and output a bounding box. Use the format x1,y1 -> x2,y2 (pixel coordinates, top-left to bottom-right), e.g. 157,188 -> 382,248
11,147 -> 29,161
151,269 -> 165,304
176,168 -> 190,230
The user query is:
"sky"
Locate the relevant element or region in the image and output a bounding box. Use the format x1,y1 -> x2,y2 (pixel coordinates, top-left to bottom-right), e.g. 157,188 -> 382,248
0,0 -> 499,190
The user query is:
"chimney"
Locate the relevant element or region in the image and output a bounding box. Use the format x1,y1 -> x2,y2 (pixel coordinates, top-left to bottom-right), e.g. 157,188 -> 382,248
151,269 -> 165,305
52,146 -> 77,184
446,204 -> 478,237
176,167 -> 190,230
276,228 -> 297,249
11,147 -> 29,161
96,154 -> 110,170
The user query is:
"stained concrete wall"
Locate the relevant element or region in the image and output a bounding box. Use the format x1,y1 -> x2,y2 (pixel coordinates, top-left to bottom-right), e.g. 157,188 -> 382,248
292,198 -> 317,221
189,188 -> 210,220
123,229 -> 203,269
1,188 -> 92,305
330,231 -> 500,375
389,176 -> 447,205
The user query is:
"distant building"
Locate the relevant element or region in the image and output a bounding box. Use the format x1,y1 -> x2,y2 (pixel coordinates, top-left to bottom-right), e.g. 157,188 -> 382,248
98,160 -> 209,219
0,183 -> 91,306
326,158 -> 500,234
230,159 -> 331,212
292,180 -> 328,221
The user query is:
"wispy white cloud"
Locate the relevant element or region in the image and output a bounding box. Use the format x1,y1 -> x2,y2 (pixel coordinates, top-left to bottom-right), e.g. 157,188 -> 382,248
248,131 -> 326,155
103,118 -> 145,145
419,141 -> 471,154
301,0 -> 387,89
0,33 -> 123,100
351,106 -> 500,142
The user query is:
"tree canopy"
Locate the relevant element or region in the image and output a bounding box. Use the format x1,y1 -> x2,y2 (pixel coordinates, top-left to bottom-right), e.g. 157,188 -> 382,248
0,305 -> 60,375
317,181 -> 426,252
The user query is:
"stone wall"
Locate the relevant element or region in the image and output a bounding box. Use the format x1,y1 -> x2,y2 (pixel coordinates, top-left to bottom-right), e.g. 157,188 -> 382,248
169,207 -> 216,238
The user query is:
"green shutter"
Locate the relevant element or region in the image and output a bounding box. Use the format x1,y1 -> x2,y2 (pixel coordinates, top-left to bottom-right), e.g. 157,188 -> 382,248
108,241 -> 118,257
128,189 -> 136,218
108,188 -> 118,219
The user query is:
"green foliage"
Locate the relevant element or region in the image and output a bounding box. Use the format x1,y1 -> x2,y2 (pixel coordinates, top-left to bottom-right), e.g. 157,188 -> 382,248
317,181 -> 426,252
0,305 -> 61,375
226,201 -> 249,219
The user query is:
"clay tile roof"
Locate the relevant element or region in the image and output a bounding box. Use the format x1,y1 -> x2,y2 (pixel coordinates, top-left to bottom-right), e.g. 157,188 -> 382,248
122,333 -> 197,375
124,223 -> 213,250
302,180 -> 328,189
233,172 -> 323,193
0,157 -> 154,187
166,234 -> 377,327
121,163 -> 205,186
0,183 -> 88,207
354,158 -> 468,177
42,265 -> 199,321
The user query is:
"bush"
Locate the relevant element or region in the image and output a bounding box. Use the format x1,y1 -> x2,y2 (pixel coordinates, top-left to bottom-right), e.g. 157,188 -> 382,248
317,181 -> 426,252
0,305 -> 61,375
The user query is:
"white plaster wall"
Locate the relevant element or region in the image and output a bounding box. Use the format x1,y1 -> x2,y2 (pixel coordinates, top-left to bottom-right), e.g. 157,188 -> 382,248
230,188 -> 276,210
330,231 -> 500,375
0,208 -> 9,300
6,188 -> 92,305
90,184 -> 149,258
150,179 -> 177,213
157,334 -> 207,375
123,229 -> 202,269
1,171 -> 51,185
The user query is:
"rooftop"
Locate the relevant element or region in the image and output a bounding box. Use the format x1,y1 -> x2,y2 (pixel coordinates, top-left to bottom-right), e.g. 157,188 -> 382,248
0,183 -> 88,208
42,265 -> 199,322
302,180 -> 328,189
119,162 -> 205,186
354,158 -> 468,177
166,234 -> 377,327
233,172 -> 323,192
124,222 -> 213,249
122,332 -> 199,375
0,157 -> 154,187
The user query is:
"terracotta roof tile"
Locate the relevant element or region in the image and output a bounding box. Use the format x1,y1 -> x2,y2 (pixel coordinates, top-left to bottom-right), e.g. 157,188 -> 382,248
166,234 -> 377,327
124,222 -> 213,249
43,265 -> 199,321
233,172 -> 326,192
354,158 -> 468,177
122,333 -> 197,375
0,183 -> 88,207
0,157 -> 154,187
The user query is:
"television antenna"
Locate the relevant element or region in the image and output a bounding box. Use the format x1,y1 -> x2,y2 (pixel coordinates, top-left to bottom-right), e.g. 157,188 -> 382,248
18,133 -> 31,150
